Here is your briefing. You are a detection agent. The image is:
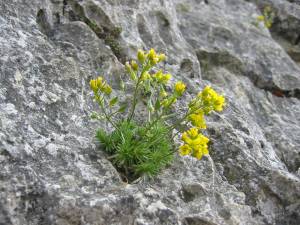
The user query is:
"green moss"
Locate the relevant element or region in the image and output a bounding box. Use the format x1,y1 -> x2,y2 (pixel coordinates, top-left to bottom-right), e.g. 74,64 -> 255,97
110,26 -> 122,38
104,35 -> 123,61
86,20 -> 103,37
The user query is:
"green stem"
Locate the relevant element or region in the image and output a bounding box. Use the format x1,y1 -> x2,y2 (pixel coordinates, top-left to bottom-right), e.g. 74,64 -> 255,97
142,108 -> 166,136
167,109 -> 190,132
167,101 -> 205,132
127,60 -> 150,122
97,97 -> 120,132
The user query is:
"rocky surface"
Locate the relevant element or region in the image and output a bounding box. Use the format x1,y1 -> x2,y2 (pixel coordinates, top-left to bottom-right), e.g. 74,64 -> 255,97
0,0 -> 300,224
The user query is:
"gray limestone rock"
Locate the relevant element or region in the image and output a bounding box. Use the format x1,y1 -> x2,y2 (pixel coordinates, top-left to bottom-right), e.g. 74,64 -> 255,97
0,0 -> 299,224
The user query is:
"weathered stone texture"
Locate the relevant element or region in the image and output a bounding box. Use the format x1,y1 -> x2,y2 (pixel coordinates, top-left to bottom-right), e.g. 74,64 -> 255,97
0,0 -> 299,224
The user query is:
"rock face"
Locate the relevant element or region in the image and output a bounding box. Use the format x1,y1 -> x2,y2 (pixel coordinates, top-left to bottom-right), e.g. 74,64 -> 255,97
0,0 -> 300,224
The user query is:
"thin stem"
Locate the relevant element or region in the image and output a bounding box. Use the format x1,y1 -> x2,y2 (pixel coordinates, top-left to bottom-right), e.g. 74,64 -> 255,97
142,108 -> 166,136
97,97 -> 120,132
127,79 -> 142,122
148,93 -> 153,123
127,60 -> 150,122
167,102 -> 204,132
167,109 -> 190,132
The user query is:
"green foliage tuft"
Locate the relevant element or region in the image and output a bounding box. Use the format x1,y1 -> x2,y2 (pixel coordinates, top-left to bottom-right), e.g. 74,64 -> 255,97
96,120 -> 173,181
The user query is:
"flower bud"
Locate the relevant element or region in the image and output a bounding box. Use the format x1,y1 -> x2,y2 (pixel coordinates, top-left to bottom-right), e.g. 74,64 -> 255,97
174,81 -> 186,96
141,71 -> 151,81
257,15 -> 265,21
131,60 -> 138,71
120,80 -> 125,90
160,90 -> 168,98
148,48 -> 156,61
161,73 -> 172,84
154,70 -> 163,81
103,85 -> 112,95
96,77 -> 103,88
90,79 -> 98,92
125,62 -> 131,73
137,49 -> 145,63
158,53 -> 166,62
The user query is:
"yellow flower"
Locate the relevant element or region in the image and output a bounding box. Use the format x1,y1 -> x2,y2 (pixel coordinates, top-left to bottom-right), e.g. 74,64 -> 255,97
90,76 -> 104,93
125,62 -> 131,73
160,90 -> 168,98
146,49 -> 166,65
189,134 -> 208,148
193,149 -> 203,160
202,145 -> 209,155
174,81 -> 186,96
125,62 -> 137,81
161,73 -> 172,84
154,70 -> 163,81
187,127 -> 199,139
179,144 -> 191,156
153,71 -> 171,84
198,86 -> 225,114
131,60 -> 138,71
188,112 -> 206,129
257,15 -> 265,21
158,53 -> 166,62
90,76 -> 112,95
137,49 -> 145,63
180,127 -> 210,160
193,143 -> 209,159
148,48 -> 156,61
214,95 -> 225,111
141,71 -> 151,81
103,85 -> 112,95
161,97 -> 176,108
181,132 -> 190,144
96,77 -> 103,87
90,79 -> 98,92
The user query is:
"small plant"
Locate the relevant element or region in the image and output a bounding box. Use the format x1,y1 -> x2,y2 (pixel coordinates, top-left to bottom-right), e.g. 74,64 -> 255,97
89,49 -> 225,181
256,6 -> 275,29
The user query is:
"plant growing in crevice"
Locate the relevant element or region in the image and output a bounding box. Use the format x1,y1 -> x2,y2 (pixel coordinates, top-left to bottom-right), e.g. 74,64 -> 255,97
90,49 -> 225,182
255,6 -> 275,29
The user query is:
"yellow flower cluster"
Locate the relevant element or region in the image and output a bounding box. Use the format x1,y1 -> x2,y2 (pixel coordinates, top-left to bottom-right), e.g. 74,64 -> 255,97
125,48 -> 167,82
158,81 -> 187,108
153,70 -> 172,84
146,48 -> 166,65
188,110 -> 206,129
195,86 -> 225,114
136,48 -> 166,66
179,85 -> 225,159
90,76 -> 112,95
179,127 -> 209,159
256,6 -> 274,28
257,15 -> 265,22
174,81 -> 186,96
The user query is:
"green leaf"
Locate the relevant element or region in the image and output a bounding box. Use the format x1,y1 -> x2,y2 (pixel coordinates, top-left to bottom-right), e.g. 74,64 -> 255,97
154,99 -> 161,110
118,104 -> 127,113
120,80 -> 125,91
109,97 -> 118,107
